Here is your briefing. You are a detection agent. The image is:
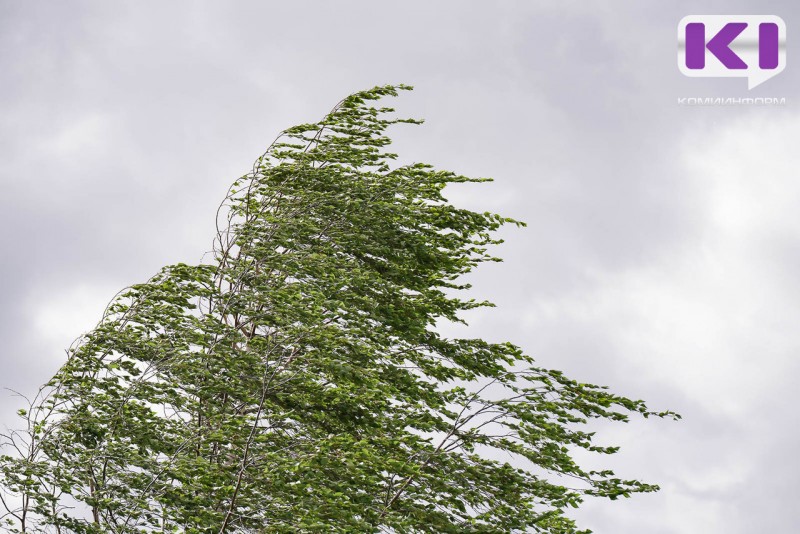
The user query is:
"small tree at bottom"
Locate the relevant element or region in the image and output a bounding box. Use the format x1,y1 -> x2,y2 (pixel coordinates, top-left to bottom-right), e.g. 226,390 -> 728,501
0,85 -> 678,533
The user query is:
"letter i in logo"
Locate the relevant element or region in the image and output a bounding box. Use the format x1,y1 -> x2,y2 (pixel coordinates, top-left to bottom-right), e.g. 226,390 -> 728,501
759,22 -> 780,69
678,15 -> 786,89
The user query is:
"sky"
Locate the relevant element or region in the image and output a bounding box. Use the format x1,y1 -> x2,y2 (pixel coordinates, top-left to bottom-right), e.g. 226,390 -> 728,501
1,1 -> 798,532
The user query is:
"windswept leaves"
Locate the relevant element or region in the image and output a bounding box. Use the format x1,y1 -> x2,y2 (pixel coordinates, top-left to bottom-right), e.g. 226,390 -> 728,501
0,85 -> 677,533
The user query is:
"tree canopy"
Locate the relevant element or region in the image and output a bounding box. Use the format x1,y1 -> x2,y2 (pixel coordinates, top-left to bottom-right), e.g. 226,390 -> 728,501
1,85 -> 677,533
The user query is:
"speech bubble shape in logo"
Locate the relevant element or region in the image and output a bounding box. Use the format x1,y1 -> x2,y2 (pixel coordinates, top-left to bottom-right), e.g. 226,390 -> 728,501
678,15 -> 786,89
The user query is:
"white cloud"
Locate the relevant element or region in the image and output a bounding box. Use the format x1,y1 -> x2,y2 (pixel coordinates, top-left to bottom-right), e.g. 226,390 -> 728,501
525,110 -> 800,417
25,282 -> 120,361
47,113 -> 112,159
521,110 -> 800,532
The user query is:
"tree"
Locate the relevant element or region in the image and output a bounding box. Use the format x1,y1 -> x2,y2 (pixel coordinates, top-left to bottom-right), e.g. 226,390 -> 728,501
0,85 -> 677,533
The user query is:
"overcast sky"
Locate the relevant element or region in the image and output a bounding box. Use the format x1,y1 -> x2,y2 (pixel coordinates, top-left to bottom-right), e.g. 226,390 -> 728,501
1,2 -> 798,532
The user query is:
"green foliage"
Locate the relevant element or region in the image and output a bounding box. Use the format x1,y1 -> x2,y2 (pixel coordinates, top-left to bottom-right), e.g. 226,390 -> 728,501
0,85 -> 678,533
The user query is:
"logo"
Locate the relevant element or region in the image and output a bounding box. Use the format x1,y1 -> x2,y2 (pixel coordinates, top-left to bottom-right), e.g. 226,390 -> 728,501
678,15 -> 786,89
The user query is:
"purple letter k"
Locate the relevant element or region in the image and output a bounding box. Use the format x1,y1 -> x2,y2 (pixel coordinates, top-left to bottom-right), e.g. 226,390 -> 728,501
686,22 -> 748,69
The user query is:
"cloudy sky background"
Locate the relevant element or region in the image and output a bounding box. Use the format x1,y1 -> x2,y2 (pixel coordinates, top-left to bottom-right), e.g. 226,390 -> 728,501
1,1 -> 798,532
